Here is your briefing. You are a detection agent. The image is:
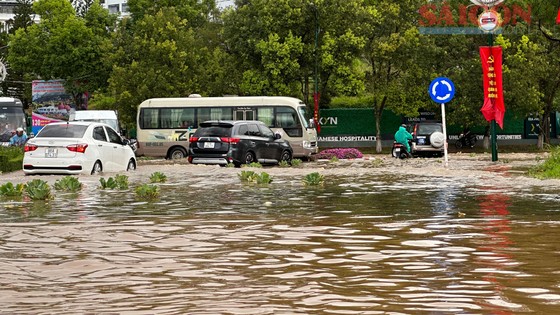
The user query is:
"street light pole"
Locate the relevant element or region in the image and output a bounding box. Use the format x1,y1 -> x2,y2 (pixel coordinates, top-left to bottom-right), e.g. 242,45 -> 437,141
312,3 -> 320,131
489,33 -> 498,162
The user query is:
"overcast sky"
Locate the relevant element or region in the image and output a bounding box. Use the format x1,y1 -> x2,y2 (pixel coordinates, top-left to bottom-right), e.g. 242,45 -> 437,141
217,0 -> 234,9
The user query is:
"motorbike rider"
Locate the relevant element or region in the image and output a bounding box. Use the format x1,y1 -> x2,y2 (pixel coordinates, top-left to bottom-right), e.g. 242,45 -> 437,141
9,127 -> 28,146
394,124 -> 413,157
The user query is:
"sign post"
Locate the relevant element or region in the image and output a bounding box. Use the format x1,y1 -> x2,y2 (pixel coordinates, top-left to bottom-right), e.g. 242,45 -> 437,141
429,77 -> 455,168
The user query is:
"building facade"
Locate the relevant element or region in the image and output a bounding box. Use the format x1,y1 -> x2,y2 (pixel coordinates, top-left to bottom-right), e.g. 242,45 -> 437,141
99,0 -> 129,16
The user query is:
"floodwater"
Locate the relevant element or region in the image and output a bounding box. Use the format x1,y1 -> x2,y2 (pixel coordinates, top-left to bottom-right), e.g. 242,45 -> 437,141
0,171 -> 559,314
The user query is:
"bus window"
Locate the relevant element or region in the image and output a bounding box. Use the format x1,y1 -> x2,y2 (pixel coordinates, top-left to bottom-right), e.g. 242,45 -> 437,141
257,107 -> 274,127
197,108 -> 233,126
141,108 -> 159,129
275,107 -> 302,137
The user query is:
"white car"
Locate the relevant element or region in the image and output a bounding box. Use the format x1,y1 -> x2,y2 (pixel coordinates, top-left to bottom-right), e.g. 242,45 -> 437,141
23,121 -> 137,175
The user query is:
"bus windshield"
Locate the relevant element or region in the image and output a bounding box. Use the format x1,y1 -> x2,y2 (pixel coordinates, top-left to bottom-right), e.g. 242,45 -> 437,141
298,106 -> 309,129
0,104 -> 27,142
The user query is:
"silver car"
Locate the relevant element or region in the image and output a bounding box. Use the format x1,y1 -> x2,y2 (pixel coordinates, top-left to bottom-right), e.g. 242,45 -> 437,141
23,121 -> 137,175
411,122 -> 445,157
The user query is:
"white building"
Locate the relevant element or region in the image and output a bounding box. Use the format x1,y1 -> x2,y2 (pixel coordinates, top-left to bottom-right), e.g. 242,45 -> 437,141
99,0 -> 129,17
0,0 -> 129,32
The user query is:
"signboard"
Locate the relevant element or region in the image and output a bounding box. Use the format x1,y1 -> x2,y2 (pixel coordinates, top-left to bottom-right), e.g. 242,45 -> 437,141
478,10 -> 501,32
429,77 -> 455,104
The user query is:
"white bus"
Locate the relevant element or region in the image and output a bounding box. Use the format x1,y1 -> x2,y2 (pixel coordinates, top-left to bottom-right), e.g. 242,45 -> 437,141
136,95 -> 319,159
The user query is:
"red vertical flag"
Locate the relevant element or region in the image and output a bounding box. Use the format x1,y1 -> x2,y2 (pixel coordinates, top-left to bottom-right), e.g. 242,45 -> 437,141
479,46 -> 505,129
313,92 -> 321,133
557,7 -> 560,24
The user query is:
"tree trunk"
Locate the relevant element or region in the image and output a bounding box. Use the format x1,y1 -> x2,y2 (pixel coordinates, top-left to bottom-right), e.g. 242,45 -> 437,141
375,96 -> 387,153
483,124 -> 490,150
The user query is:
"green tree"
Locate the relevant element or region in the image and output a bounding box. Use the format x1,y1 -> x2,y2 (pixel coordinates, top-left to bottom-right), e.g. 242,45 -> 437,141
1,0 -> 35,105
357,0 -> 430,153
7,0 -> 113,109
223,0 -> 365,109
103,7 -> 207,127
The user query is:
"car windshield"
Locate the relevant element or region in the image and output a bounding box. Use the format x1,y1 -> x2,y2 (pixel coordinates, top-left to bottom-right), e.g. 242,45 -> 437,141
194,126 -> 232,137
37,124 -> 88,138
417,124 -> 442,135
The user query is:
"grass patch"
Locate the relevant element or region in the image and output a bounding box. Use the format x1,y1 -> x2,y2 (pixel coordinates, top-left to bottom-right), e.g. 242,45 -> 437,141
528,146 -> 560,179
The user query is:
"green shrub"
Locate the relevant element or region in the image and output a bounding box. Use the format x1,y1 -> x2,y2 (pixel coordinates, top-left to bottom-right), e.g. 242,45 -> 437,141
25,179 -> 52,200
0,182 -> 26,197
54,176 -> 82,192
529,147 -> 560,179
252,172 -> 273,184
99,174 -> 129,190
238,171 -> 272,184
303,172 -> 324,186
0,146 -> 24,173
278,160 -> 290,167
238,170 -> 256,182
149,172 -> 167,183
290,159 -> 302,167
244,162 -> 262,168
135,184 -> 160,200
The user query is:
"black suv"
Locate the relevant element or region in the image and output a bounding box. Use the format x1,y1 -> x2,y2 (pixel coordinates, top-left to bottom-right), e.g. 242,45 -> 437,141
188,120 -> 293,167
410,122 -> 445,157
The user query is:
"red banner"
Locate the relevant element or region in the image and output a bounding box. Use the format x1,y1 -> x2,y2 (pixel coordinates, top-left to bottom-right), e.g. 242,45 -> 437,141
480,46 -> 505,129
557,7 -> 560,24
313,92 -> 321,132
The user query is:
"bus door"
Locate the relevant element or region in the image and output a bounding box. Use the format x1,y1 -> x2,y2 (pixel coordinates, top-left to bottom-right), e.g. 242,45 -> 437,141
234,107 -> 255,121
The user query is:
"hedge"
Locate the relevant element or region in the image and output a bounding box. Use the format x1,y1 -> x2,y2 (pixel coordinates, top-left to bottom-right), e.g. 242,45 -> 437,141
0,146 -> 24,173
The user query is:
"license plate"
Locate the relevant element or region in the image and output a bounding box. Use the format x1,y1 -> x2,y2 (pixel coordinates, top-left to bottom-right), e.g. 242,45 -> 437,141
45,148 -> 58,158
417,138 -> 425,145
395,148 -> 400,153
203,142 -> 215,149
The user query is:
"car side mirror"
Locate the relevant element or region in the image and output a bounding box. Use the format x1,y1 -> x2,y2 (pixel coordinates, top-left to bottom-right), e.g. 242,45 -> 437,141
274,133 -> 282,140
308,119 -> 316,129
122,138 -> 130,145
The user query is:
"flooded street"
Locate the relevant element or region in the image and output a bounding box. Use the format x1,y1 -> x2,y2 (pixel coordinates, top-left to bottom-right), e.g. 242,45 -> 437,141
0,156 -> 559,314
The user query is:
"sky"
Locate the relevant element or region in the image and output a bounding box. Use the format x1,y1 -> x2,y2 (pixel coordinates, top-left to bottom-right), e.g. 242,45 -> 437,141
216,0 -> 235,9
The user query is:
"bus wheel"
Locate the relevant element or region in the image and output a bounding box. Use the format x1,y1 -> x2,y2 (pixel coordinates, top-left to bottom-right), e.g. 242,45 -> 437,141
168,147 -> 187,159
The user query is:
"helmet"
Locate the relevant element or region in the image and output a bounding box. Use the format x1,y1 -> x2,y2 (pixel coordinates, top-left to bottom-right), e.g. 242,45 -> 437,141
16,127 -> 24,132
401,124 -> 407,128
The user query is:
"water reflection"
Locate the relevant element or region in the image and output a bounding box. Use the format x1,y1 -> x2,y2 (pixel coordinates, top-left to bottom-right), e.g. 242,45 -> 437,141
0,173 -> 559,314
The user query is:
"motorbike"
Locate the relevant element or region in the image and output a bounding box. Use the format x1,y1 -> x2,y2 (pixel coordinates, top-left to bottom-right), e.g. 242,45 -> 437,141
391,140 -> 412,159
455,130 -> 477,149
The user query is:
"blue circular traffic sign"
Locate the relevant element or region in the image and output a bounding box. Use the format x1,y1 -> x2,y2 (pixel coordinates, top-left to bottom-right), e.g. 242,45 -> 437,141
429,77 -> 455,104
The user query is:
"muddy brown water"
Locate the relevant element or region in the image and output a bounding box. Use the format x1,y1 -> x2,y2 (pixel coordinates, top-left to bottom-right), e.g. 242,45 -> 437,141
0,156 -> 559,314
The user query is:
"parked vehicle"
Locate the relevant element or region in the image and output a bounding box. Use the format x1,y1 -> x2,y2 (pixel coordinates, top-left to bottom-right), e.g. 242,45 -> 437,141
455,129 -> 477,149
188,120 -> 293,167
23,121 -> 137,175
410,122 -> 445,157
70,109 -> 138,152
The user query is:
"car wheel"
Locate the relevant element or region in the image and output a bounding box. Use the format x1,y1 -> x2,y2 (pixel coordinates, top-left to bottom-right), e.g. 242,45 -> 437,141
244,151 -> 255,165
91,161 -> 102,175
127,159 -> 136,171
430,131 -> 445,148
280,150 -> 292,163
168,147 -> 187,159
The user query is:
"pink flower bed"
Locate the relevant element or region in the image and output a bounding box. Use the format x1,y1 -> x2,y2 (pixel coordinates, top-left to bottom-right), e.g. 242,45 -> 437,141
316,148 -> 364,159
